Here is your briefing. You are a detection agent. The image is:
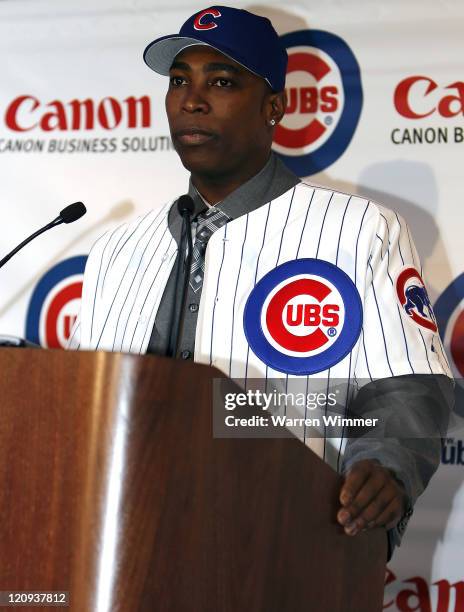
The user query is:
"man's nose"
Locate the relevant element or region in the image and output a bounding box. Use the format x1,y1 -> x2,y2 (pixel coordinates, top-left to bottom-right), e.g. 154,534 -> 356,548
182,86 -> 210,113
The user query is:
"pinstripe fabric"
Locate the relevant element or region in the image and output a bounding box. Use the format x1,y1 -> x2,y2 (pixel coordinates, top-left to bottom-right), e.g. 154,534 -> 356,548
69,182 -> 452,471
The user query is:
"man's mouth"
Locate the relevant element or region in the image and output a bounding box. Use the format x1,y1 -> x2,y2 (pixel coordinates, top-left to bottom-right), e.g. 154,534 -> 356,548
174,128 -> 217,146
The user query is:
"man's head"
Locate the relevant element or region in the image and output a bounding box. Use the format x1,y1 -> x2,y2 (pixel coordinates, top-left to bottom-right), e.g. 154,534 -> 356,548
143,6 -> 288,180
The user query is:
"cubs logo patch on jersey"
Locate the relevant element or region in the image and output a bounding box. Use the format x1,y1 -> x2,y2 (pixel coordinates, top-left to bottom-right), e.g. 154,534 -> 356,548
243,258 -> 363,375
395,266 -> 438,333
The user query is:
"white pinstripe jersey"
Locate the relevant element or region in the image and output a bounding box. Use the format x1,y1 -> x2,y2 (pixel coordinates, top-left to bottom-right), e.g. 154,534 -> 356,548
69,182 -> 451,466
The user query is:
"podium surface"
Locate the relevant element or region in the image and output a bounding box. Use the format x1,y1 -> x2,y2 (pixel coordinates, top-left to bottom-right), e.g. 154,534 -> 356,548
0,349 -> 386,611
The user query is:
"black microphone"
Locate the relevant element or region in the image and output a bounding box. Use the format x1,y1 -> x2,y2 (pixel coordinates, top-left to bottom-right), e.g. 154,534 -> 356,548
0,201 -> 87,270
166,195 -> 195,358
59,202 -> 87,224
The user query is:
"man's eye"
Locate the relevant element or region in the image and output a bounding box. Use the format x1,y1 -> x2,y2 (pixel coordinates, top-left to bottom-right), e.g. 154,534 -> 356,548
213,78 -> 233,88
170,76 -> 186,86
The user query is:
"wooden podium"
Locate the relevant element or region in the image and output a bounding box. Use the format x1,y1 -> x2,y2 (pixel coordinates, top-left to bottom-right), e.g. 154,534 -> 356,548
0,349 -> 386,611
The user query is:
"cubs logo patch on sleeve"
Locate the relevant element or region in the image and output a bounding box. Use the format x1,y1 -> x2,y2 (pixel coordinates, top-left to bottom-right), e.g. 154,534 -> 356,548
395,266 -> 438,333
243,258 -> 363,375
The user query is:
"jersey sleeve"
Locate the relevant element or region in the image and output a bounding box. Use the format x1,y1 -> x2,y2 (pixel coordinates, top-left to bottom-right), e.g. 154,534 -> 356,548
65,225 -> 121,351
65,202 -> 174,353
354,206 -> 451,381
347,206 -> 453,555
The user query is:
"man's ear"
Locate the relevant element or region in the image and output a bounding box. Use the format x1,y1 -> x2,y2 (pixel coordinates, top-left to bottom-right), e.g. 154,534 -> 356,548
268,90 -> 287,125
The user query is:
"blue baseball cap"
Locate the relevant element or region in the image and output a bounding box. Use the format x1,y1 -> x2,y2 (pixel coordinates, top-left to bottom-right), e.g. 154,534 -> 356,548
143,5 -> 288,92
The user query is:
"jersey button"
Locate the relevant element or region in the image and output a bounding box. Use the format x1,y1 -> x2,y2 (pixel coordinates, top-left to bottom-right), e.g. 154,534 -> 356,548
189,303 -> 199,313
181,350 -> 191,360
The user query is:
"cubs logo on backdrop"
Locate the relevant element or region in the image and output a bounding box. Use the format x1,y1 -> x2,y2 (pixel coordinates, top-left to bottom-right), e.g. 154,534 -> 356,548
244,259 -> 362,375
275,30 -> 363,176
435,274 -> 464,420
26,256 -> 87,349
435,273 -> 464,377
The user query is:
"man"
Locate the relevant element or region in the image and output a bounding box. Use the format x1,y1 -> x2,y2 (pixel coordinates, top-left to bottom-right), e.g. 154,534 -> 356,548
69,5 -> 452,559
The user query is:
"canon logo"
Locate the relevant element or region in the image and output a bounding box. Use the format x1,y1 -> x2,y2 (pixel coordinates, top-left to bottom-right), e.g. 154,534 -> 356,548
5,95 -> 151,132
385,568 -> 464,611
394,76 -> 464,119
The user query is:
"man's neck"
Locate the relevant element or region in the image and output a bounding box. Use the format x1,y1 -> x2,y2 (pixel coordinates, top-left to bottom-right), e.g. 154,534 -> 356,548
190,152 -> 271,205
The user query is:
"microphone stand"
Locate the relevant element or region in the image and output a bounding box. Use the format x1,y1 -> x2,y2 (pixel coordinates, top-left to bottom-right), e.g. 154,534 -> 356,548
0,202 -> 86,271
0,202 -> 86,347
0,218 -> 61,270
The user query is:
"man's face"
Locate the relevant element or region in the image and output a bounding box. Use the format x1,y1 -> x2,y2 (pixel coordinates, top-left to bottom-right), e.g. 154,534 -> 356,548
165,45 -> 274,178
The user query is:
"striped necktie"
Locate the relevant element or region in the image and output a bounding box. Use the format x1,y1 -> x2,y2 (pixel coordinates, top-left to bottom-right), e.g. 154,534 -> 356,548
189,207 -> 230,293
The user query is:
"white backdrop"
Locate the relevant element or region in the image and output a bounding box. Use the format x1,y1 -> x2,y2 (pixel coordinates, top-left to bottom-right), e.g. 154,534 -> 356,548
0,0 -> 463,608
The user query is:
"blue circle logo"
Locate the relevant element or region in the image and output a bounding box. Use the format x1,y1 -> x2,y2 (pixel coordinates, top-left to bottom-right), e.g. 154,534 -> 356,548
26,256 -> 87,348
274,30 -> 363,176
435,274 -> 464,420
244,259 -> 363,375
435,273 -> 464,377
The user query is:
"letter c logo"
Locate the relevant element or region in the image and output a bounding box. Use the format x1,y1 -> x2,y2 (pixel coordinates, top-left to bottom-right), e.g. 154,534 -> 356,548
394,76 -> 437,119
193,8 -> 222,31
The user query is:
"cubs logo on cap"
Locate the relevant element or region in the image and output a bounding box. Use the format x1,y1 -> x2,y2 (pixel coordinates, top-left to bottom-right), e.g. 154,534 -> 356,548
193,8 -> 222,30
244,259 -> 362,375
395,266 -> 438,333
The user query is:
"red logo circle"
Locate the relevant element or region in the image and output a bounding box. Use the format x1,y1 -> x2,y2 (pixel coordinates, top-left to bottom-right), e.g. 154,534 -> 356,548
262,275 -> 344,357
42,279 -> 82,348
450,309 -> 464,375
273,49 -> 342,154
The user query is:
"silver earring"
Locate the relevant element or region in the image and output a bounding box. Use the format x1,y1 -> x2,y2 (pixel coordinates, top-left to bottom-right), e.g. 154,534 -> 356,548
270,119 -> 276,126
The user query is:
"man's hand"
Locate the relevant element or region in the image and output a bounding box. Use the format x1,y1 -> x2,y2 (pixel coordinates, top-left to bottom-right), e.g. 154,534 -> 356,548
337,459 -> 407,536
